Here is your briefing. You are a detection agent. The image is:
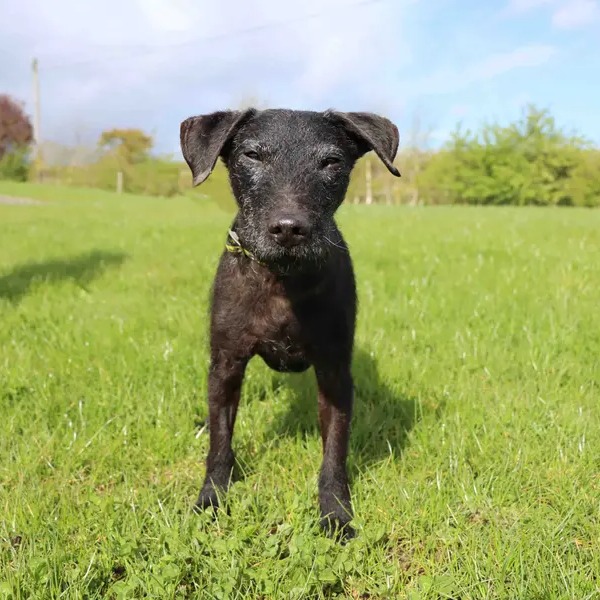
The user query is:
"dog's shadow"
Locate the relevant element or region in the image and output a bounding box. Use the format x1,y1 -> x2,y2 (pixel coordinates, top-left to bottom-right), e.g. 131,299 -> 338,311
0,250 -> 128,304
270,346 -> 424,471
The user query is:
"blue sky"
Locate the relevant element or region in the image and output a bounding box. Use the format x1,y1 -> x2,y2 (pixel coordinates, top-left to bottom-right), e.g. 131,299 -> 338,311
1,0 -> 599,156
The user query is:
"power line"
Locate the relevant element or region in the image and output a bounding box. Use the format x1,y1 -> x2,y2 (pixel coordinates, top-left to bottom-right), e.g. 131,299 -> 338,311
43,0 -> 387,70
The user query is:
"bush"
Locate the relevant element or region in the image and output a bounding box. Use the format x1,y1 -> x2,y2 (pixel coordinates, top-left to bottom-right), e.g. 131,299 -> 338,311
417,106 -> 598,207
0,147 -> 30,181
566,149 -> 600,207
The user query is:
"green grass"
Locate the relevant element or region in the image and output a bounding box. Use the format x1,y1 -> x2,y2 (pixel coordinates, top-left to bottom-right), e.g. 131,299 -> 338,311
1,181 -> 599,599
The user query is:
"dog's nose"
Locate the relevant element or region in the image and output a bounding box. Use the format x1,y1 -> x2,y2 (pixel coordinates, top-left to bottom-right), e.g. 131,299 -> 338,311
268,216 -> 311,247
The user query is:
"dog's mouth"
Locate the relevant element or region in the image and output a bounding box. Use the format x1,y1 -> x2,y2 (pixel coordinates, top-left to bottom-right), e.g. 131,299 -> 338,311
258,235 -> 330,271
228,228 -> 331,273
261,246 -> 328,274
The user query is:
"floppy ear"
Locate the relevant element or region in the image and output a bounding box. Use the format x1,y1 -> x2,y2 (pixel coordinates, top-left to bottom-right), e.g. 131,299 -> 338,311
180,109 -> 254,186
326,111 -> 401,177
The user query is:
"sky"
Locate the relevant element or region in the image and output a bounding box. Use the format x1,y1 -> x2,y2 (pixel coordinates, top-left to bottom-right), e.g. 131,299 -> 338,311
1,0 -> 599,156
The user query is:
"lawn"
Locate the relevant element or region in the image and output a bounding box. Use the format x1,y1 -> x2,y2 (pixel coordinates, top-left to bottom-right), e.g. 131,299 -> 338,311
1,181 -> 599,599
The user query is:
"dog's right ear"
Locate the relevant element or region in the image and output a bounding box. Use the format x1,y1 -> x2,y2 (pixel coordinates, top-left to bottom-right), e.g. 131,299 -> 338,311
180,109 -> 254,186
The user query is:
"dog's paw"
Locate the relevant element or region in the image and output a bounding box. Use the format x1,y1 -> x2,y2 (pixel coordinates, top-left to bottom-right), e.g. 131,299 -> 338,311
319,492 -> 354,541
320,512 -> 356,542
193,484 -> 221,513
318,476 -> 354,541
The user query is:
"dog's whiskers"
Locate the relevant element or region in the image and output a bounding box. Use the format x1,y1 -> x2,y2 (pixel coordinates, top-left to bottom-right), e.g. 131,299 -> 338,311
324,235 -> 348,252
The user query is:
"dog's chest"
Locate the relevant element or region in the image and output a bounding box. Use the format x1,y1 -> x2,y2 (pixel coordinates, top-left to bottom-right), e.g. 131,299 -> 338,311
251,292 -> 311,373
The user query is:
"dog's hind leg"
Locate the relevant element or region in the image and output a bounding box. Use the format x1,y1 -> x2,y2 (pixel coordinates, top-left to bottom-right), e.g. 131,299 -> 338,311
195,353 -> 247,511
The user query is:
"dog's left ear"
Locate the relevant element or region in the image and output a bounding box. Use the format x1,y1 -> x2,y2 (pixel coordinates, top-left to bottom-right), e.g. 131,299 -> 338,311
180,109 -> 255,186
326,111 -> 401,177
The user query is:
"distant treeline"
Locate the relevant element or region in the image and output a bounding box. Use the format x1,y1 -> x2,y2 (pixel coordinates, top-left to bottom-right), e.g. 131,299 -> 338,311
347,106 -> 600,207
1,98 -> 599,207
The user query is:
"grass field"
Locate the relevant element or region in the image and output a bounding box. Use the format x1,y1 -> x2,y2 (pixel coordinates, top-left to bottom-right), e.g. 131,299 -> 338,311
1,181 -> 599,599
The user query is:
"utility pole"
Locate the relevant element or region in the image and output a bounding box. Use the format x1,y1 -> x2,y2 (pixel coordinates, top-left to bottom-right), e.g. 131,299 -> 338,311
32,58 -> 42,164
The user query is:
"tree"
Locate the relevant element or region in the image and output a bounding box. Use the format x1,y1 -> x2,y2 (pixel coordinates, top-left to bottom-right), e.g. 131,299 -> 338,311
396,111 -> 434,206
420,105 -> 590,206
0,95 -> 33,159
235,94 -> 268,111
566,148 -> 600,207
98,128 -> 153,165
346,110 -> 434,205
0,95 -> 34,181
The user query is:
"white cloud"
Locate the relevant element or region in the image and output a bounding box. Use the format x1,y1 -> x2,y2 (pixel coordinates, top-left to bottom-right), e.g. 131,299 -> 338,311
552,0 -> 600,27
407,44 -> 557,96
504,0 -> 600,28
0,0 -> 418,151
449,104 -> 470,117
135,0 -> 195,32
505,0 -> 554,14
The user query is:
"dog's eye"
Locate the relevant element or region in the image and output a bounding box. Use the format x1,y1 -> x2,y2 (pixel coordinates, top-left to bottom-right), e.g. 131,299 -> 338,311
321,156 -> 341,168
244,150 -> 261,161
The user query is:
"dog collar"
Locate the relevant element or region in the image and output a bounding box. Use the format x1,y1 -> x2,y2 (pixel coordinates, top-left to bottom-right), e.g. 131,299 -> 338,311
225,230 -> 263,264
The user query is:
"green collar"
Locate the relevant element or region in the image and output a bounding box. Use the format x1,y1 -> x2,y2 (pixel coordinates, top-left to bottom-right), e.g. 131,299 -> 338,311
225,230 -> 263,264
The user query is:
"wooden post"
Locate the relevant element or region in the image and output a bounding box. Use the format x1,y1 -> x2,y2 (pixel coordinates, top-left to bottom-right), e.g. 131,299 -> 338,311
365,158 -> 373,205
385,178 -> 392,205
116,171 -> 123,194
32,58 -> 42,179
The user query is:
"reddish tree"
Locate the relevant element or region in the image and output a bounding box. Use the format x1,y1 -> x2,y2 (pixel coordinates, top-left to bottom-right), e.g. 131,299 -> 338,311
0,95 -> 34,159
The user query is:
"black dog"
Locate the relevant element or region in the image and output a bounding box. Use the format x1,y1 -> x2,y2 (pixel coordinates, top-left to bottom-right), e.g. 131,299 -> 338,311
180,108 -> 400,537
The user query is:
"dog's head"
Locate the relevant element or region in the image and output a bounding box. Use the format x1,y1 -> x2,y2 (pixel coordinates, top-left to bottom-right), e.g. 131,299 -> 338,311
180,108 -> 400,270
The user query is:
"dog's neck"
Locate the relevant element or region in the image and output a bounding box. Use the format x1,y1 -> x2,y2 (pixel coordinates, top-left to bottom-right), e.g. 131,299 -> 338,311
224,227 -> 331,298
224,229 -> 263,264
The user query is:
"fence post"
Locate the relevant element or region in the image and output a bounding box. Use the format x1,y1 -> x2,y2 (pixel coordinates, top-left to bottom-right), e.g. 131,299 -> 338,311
365,158 -> 373,205
116,171 -> 123,194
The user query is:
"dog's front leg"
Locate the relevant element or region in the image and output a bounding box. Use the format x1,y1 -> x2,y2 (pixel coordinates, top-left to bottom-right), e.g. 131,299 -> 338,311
195,353 -> 247,511
315,365 -> 354,538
